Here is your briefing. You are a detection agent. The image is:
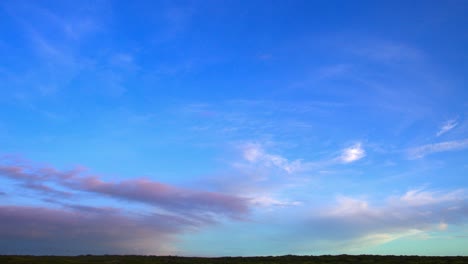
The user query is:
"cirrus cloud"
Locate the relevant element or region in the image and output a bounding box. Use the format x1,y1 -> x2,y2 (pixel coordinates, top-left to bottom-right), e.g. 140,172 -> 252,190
408,139 -> 468,159
436,119 -> 458,137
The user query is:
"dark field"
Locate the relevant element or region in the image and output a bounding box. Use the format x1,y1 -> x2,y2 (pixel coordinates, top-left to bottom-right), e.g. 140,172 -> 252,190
1,255 -> 467,264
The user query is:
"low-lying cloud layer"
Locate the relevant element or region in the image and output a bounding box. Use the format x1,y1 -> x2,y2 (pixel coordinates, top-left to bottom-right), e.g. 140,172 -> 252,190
300,188 -> 468,251
1,153 -> 467,255
0,205 -> 185,255
0,155 -> 250,254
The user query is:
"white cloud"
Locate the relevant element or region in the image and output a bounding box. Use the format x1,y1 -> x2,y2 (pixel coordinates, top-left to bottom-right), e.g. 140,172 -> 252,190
243,143 -> 263,162
326,196 -> 372,217
339,143 -> 365,163
344,231 -> 421,252
320,188 -> 466,226
241,143 -> 302,174
436,119 -> 458,137
408,139 -> 468,159
308,188 -> 467,251
398,188 -> 465,206
251,196 -> 302,208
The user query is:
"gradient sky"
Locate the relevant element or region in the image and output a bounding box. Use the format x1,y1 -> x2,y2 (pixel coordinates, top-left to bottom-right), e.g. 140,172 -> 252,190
0,0 -> 467,256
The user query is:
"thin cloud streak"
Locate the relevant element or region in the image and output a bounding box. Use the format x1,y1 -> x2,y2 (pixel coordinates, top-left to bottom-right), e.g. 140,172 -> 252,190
408,139 -> 468,159
436,119 -> 458,137
241,143 -> 302,174
68,178 -> 249,218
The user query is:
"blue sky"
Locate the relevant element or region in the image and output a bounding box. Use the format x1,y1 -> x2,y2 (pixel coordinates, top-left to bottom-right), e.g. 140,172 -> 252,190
0,0 -> 467,256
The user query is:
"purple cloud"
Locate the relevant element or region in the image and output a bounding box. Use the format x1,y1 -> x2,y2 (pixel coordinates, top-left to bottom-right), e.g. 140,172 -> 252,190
0,205 -> 192,255
67,177 -> 249,218
0,155 -> 251,254
0,156 -> 249,219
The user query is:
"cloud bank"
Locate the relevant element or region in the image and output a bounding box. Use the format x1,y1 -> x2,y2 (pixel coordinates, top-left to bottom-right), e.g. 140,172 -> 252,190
299,188 -> 467,252
0,155 -> 250,254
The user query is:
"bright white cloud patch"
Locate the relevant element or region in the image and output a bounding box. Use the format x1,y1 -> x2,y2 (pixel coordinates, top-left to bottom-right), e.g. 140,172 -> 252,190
408,139 -> 468,159
436,119 -> 458,137
339,143 -> 365,163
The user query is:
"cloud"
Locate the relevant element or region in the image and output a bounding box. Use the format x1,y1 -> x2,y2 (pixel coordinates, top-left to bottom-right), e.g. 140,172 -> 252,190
300,188 -> 467,251
241,143 -> 302,174
207,140 -> 368,209
319,189 -> 467,228
251,196 -> 302,208
408,139 -> 468,159
317,64 -> 352,79
243,143 -> 263,162
436,119 -> 458,136
438,222 -> 448,231
325,196 -> 371,217
398,188 -> 465,206
69,178 -> 249,219
0,155 -> 252,254
0,205 -> 188,255
338,143 -> 365,163
346,38 -> 424,63
197,142 -> 309,212
0,157 -> 249,220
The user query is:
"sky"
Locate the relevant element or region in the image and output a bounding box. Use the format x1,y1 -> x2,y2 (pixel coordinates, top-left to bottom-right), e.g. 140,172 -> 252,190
0,0 -> 467,256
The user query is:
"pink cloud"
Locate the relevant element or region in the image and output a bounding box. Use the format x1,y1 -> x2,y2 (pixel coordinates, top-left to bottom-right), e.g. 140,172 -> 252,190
0,205 -> 190,255
0,156 -> 249,220
0,154 -> 253,254
67,177 -> 250,218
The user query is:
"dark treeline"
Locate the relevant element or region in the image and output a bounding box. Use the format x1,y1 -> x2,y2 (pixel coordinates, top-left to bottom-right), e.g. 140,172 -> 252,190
0,255 -> 466,264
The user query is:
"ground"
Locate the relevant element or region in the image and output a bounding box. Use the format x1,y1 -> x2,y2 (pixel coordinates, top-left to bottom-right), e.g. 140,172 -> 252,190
0,255 -> 467,264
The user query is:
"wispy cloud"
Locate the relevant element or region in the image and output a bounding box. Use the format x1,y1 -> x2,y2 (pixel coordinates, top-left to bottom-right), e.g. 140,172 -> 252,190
408,139 -> 468,159
241,143 -> 302,174
345,38 -> 424,63
436,118 -> 458,137
338,143 -> 365,163
251,196 -> 302,208
0,160 -> 248,220
320,188 -> 467,227
398,188 -> 465,206
69,178 -> 249,219
300,188 -> 467,252
0,155 -> 250,220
